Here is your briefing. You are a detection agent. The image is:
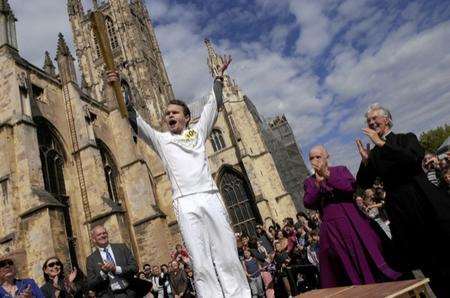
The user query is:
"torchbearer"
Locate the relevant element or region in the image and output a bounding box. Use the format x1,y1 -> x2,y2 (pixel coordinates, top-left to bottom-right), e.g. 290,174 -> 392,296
108,57 -> 251,298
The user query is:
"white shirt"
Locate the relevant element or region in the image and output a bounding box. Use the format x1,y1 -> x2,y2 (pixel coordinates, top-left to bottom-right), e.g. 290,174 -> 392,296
381,130 -> 392,140
98,244 -> 126,292
136,86 -> 219,199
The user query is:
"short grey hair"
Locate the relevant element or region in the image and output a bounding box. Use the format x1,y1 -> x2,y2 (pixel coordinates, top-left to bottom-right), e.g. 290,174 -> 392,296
90,225 -> 106,236
309,144 -> 329,158
365,103 -> 393,128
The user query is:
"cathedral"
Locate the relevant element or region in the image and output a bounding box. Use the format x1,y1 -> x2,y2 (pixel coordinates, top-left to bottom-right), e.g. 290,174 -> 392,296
0,0 -> 308,282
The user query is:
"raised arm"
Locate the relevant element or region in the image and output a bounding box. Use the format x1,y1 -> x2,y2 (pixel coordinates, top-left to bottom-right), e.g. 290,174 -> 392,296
196,56 -> 231,138
106,70 -> 162,153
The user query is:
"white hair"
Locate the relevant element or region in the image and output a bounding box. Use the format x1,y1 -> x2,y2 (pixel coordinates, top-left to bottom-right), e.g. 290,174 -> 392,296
365,103 -> 393,128
309,144 -> 329,157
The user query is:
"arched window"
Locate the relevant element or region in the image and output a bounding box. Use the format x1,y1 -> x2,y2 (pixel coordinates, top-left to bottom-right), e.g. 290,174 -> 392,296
35,118 -> 78,268
219,167 -> 260,236
210,129 -> 226,152
97,140 -> 121,203
105,17 -> 119,50
36,119 -> 67,198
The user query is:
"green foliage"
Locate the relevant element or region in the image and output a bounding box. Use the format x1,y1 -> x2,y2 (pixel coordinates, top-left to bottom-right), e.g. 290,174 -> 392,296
419,124 -> 450,153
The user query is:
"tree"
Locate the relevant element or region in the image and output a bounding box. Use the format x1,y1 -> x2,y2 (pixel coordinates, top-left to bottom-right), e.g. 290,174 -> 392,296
419,124 -> 450,153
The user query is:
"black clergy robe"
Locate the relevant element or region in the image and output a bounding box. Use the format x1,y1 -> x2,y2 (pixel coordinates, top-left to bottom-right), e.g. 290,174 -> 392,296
356,132 -> 450,296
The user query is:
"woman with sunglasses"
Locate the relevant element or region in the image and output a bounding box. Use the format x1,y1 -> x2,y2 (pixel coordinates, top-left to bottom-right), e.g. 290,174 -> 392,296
40,257 -> 84,298
0,255 -> 44,297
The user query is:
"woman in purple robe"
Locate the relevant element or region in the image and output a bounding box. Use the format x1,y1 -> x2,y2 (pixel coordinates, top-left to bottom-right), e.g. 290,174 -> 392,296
303,145 -> 400,288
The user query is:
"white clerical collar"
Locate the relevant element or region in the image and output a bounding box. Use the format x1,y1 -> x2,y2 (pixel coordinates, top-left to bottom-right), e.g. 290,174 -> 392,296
381,130 -> 392,140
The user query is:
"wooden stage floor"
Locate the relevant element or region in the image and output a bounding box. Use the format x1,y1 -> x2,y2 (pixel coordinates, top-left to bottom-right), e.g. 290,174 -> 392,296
297,278 -> 430,298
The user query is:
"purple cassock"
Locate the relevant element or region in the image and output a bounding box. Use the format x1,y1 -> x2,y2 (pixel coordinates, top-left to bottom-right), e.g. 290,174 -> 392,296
303,166 -> 401,288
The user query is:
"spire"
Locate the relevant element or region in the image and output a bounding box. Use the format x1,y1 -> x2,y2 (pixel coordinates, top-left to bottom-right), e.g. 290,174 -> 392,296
204,38 -> 224,77
43,51 -> 56,76
56,33 -> 72,58
67,0 -> 83,17
0,0 -> 18,50
55,33 -> 77,84
0,0 -> 12,12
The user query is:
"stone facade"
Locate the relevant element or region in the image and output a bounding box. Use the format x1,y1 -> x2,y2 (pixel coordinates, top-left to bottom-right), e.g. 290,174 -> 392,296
0,0 -> 308,283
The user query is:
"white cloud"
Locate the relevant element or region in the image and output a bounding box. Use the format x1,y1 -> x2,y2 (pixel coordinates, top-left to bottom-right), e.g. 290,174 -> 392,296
326,20 -> 450,136
6,0 -> 450,178
11,0 -> 74,67
288,0 -> 332,56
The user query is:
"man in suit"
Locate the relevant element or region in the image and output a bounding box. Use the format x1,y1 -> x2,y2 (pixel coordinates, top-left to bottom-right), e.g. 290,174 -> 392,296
356,103 -> 450,296
86,225 -> 138,298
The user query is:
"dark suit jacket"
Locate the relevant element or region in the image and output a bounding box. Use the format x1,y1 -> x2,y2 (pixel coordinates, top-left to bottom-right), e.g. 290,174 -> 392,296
86,243 -> 137,298
356,132 -> 450,270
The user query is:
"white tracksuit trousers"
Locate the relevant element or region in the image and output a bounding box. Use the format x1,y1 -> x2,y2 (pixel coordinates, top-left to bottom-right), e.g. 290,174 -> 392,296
173,191 -> 251,298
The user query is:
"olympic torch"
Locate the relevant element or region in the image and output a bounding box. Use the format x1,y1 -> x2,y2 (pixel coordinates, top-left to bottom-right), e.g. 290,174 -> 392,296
90,7 -> 128,118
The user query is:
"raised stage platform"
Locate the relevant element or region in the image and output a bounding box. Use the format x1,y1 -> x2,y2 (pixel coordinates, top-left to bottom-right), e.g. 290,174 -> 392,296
298,278 -> 430,298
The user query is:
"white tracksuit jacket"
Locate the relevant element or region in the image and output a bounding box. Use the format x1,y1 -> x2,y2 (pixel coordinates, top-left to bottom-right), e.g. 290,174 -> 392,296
131,80 -> 251,298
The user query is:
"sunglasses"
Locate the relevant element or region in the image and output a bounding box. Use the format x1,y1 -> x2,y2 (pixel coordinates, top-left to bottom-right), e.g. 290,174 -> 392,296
0,260 -> 14,268
46,261 -> 62,268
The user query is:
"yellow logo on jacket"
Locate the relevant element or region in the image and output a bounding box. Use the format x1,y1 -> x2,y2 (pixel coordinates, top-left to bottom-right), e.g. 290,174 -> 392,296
182,129 -> 198,141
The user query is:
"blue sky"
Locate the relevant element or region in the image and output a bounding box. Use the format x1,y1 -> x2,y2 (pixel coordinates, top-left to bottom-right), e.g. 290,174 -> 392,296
10,0 -> 450,172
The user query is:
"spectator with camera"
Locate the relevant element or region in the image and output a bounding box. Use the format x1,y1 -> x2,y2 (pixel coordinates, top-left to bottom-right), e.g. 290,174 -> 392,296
255,225 -> 273,254
423,153 -> 443,187
170,245 -> 190,268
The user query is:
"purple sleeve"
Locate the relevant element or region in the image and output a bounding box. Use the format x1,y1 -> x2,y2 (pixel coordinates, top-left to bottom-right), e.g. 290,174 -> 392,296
324,166 -> 356,193
303,178 -> 321,209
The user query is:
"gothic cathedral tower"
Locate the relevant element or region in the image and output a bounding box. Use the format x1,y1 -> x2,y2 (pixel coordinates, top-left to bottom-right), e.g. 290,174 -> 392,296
67,0 -> 174,125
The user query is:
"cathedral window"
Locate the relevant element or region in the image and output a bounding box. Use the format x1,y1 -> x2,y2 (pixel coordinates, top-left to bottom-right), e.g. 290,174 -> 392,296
105,17 -> 119,50
210,129 -> 226,152
97,140 -> 121,203
35,117 -> 79,268
36,119 -> 67,196
219,167 -> 259,236
0,178 -> 8,205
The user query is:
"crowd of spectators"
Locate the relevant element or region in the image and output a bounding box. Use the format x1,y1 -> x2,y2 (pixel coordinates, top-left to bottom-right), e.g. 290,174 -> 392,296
235,212 -> 322,298
2,153 -> 449,297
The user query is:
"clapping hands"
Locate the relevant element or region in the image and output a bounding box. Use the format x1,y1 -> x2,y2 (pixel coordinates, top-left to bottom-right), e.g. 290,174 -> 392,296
99,261 -> 116,274
18,285 -> 32,298
356,139 -> 370,164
